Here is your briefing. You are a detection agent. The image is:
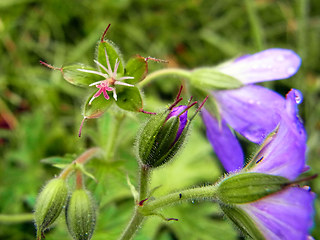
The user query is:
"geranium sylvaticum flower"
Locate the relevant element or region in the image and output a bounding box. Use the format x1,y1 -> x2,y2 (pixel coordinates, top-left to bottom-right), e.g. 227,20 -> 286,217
77,48 -> 134,105
217,89 -> 315,240
202,48 -> 301,172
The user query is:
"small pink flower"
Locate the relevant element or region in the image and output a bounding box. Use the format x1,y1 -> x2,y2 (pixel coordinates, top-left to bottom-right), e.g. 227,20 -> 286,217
78,48 -> 134,105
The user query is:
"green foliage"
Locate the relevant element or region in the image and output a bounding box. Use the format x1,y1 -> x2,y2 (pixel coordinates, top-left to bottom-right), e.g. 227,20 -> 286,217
115,86 -> 143,112
83,92 -> 114,119
0,0 -> 319,240
125,56 -> 148,84
62,64 -> 104,87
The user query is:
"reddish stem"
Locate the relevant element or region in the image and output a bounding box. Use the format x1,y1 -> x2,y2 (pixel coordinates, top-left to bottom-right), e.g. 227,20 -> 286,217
78,117 -> 86,137
101,24 -> 111,42
140,110 -> 156,115
76,170 -> 83,189
144,56 -> 168,63
39,61 -> 61,71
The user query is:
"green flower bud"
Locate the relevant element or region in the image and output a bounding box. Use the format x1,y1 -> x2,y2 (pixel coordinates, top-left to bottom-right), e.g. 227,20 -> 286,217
65,189 -> 96,240
138,105 -> 189,168
217,172 -> 288,204
34,178 -> 68,237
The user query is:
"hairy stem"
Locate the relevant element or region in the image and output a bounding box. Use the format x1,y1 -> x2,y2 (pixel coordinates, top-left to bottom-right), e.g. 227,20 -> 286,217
141,185 -> 218,213
138,68 -> 191,88
119,165 -> 150,240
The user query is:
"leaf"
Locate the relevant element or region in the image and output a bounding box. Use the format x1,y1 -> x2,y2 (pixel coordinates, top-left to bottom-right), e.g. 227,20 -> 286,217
76,164 -> 97,182
190,67 -> 243,90
125,56 -> 148,84
62,64 -> 104,87
96,40 -> 124,75
115,86 -> 143,112
40,156 -> 73,169
83,91 -> 114,118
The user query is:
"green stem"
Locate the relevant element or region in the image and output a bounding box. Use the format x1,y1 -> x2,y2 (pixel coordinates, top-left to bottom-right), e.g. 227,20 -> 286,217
141,185 -> 218,213
119,183 -> 218,240
139,165 -> 151,201
138,68 -> 191,88
105,113 -> 125,161
119,209 -> 145,240
0,213 -> 34,224
119,165 -> 150,240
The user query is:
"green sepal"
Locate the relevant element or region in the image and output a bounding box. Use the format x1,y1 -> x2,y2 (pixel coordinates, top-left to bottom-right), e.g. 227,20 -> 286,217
217,172 -> 288,204
115,86 -> 143,112
75,163 -> 97,182
83,92 -> 114,119
138,110 -> 168,165
65,189 -> 96,240
125,56 -> 148,84
96,40 -> 124,75
62,64 -> 104,87
34,178 -> 68,235
190,67 -> 243,90
138,111 -> 188,168
220,204 -> 265,239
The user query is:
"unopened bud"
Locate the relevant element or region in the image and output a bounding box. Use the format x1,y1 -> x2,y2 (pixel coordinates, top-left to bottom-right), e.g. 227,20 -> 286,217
217,172 -> 288,204
34,178 -> 68,237
65,189 -> 96,240
138,105 -> 189,168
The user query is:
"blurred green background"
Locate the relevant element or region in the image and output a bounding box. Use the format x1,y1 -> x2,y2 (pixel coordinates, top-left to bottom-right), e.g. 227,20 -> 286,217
0,0 -> 319,239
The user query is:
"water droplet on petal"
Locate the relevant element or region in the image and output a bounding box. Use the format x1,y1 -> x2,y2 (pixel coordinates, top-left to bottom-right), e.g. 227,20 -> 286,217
294,89 -> 303,104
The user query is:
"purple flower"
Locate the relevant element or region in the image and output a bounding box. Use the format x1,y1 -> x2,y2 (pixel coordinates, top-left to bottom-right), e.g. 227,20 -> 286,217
202,48 -> 301,172
238,187 -> 314,240
219,89 -> 315,240
246,89 -> 308,180
166,105 -> 188,144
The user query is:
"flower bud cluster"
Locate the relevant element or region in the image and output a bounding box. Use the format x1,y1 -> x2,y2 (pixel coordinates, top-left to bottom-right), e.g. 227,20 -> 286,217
35,173 -> 96,240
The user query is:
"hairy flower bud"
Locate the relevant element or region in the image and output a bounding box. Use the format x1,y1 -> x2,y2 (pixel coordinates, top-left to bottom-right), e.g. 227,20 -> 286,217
138,87 -> 207,168
138,105 -> 190,168
34,178 -> 68,237
65,189 -> 96,240
217,172 -> 288,204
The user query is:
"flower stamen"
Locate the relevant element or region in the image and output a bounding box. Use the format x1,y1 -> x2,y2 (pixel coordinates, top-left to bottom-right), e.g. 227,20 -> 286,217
77,47 -> 135,104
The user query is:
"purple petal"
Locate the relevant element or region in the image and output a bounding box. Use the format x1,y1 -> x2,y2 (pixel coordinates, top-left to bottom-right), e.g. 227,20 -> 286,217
202,109 -> 244,172
218,48 -> 301,84
213,85 -> 285,143
240,187 -> 315,240
248,89 -> 307,180
167,105 -> 188,142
